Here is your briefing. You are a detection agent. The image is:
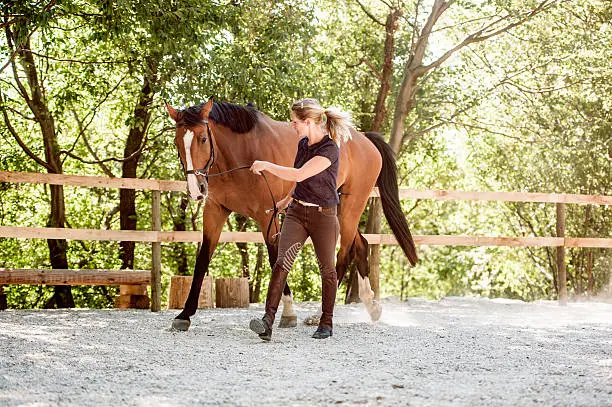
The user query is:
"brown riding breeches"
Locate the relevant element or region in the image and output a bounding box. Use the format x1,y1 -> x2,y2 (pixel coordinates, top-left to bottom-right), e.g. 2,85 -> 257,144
265,200 -> 340,328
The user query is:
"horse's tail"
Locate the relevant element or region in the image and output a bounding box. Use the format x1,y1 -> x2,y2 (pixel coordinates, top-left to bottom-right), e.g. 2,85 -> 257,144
364,132 -> 418,266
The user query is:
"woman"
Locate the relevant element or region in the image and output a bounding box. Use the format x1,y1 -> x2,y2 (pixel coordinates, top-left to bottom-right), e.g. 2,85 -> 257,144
249,98 -> 353,340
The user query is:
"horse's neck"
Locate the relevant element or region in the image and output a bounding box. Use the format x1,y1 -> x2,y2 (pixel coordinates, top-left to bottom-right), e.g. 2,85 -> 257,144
212,117 -> 297,171
255,116 -> 301,162
210,126 -> 251,171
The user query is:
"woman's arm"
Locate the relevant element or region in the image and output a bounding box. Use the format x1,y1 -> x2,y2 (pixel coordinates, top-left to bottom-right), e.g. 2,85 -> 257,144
250,156 -> 331,182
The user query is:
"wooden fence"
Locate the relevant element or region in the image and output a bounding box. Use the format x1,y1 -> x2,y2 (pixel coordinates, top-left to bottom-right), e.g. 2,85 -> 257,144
1,171 -> 611,307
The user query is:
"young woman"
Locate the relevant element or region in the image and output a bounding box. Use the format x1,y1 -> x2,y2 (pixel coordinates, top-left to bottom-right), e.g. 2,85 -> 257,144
249,98 -> 353,340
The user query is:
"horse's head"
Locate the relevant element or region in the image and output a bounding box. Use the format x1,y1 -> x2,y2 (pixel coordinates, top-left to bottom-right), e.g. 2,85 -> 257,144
166,99 -> 215,201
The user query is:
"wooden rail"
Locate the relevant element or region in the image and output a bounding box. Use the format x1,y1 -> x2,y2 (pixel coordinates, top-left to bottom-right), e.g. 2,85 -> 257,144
0,269 -> 150,285
1,171 -> 610,306
2,171 -> 611,204
1,227 -> 611,248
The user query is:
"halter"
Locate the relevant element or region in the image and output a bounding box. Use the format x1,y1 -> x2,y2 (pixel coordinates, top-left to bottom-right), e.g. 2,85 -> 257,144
175,119 -> 281,242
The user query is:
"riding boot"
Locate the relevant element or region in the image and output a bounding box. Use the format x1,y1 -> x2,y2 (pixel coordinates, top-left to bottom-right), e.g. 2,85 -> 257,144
315,267 -> 337,338
250,263 -> 288,341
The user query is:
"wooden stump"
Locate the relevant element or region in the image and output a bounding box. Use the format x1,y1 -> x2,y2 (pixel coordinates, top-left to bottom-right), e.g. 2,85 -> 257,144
168,275 -> 213,309
215,277 -> 249,308
114,284 -> 150,309
0,285 -> 6,310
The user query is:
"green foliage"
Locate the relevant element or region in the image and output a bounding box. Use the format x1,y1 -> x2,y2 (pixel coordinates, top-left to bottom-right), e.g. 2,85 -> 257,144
1,0 -> 610,308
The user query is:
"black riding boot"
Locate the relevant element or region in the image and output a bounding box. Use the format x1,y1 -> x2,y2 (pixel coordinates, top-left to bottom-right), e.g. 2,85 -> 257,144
312,266 -> 337,339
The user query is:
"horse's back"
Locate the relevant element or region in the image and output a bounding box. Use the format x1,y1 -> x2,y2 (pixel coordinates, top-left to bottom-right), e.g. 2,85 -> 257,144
338,129 -> 382,192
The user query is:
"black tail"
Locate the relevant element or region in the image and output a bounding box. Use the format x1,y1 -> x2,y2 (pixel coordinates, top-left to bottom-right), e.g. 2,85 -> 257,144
365,132 -> 418,266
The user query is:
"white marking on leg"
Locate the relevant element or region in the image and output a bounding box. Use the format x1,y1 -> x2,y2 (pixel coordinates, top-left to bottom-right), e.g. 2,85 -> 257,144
358,274 -> 374,303
281,294 -> 296,317
358,274 -> 382,321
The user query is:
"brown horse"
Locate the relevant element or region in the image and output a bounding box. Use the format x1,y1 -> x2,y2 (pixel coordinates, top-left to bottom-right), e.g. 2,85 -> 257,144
166,99 -> 417,331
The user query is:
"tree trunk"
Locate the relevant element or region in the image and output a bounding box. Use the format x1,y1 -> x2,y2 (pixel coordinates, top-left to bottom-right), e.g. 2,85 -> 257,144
250,244 -> 264,303
45,185 -> 74,308
365,199 -> 383,300
586,249 -> 594,296
235,214 -> 251,278
349,7 -> 401,302
585,206 -> 594,296
389,0 -> 450,154
16,35 -> 74,308
228,214 -> 261,302
371,8 -> 402,133
120,67 -> 156,269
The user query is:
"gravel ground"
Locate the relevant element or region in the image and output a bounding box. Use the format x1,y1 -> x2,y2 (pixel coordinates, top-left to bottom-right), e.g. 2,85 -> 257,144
1,297 -> 611,407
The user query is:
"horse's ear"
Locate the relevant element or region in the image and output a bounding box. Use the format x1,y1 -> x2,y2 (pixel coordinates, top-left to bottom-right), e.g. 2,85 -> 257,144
166,101 -> 179,122
201,97 -> 214,120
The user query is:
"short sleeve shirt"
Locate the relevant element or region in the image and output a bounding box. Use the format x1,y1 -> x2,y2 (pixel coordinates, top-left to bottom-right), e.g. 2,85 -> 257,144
292,135 -> 340,207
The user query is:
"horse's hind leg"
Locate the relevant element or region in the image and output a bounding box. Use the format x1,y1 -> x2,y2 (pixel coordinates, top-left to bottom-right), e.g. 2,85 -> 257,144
336,194 -> 382,322
357,270 -> 382,322
341,231 -> 382,322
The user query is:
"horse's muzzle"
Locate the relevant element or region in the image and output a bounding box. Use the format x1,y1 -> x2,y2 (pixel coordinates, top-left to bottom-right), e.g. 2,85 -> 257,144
187,174 -> 208,201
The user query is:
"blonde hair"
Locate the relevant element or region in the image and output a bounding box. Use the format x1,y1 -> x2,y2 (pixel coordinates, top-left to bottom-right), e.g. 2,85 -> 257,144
291,98 -> 353,144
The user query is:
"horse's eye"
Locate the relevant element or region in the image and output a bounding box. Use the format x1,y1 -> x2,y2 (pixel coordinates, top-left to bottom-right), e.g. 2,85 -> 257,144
201,137 -> 207,144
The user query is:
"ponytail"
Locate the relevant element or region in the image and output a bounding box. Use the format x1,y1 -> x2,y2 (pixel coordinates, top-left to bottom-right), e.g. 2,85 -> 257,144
292,98 -> 354,144
324,107 -> 353,144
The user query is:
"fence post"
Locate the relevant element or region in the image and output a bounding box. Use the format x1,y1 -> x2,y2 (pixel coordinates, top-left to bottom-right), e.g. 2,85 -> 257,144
151,190 -> 162,311
367,198 -> 382,300
556,202 -> 568,304
0,285 -> 6,310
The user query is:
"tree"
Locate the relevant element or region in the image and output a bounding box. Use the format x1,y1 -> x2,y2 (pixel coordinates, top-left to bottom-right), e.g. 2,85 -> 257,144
2,2 -> 75,307
458,0 -> 612,298
349,0 -> 562,299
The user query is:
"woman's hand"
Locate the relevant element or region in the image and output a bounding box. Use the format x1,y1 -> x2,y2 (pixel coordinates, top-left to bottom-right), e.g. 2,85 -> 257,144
266,195 -> 293,214
276,195 -> 293,213
250,160 -> 270,175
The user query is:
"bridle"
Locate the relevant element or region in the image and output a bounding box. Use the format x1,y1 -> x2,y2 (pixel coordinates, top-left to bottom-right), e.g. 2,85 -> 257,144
175,119 -> 281,242
176,119 -> 216,178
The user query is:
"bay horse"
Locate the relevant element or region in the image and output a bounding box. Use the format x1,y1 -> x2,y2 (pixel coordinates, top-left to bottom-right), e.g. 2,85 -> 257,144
166,98 -> 417,331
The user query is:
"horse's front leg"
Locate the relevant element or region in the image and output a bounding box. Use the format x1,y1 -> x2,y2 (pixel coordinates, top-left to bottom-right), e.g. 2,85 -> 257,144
172,201 -> 231,331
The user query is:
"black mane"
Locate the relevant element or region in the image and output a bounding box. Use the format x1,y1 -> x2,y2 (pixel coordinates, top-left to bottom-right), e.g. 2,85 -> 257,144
181,102 -> 260,134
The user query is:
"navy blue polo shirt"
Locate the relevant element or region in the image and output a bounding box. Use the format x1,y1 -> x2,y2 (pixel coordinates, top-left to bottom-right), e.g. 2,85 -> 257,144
292,135 -> 340,207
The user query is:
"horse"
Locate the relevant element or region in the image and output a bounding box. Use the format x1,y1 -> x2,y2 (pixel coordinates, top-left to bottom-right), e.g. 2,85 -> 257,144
166,98 -> 417,331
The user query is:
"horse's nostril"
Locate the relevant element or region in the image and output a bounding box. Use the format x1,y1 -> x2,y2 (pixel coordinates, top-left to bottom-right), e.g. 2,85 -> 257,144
197,195 -> 204,201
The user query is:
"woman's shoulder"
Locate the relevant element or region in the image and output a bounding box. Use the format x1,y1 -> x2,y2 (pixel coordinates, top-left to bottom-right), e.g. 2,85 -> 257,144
320,136 -> 339,151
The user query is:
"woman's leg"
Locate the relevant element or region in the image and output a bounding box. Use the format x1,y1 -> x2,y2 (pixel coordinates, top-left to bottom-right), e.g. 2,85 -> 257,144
308,207 -> 340,335
251,207 -> 308,340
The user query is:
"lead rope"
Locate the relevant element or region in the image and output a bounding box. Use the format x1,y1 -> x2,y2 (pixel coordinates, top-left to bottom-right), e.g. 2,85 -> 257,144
261,172 -> 280,242
204,166 -> 280,243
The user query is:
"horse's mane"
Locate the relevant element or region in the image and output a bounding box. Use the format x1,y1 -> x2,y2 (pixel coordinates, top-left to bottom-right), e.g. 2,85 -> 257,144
181,102 -> 260,134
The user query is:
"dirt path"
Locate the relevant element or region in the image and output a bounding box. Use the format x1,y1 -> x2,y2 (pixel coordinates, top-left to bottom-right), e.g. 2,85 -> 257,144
1,297 -> 610,406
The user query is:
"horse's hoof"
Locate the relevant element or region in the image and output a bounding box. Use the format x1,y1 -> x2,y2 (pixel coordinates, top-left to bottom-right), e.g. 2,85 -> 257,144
278,315 -> 297,328
367,301 -> 382,322
304,315 -> 320,326
172,319 -> 191,331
